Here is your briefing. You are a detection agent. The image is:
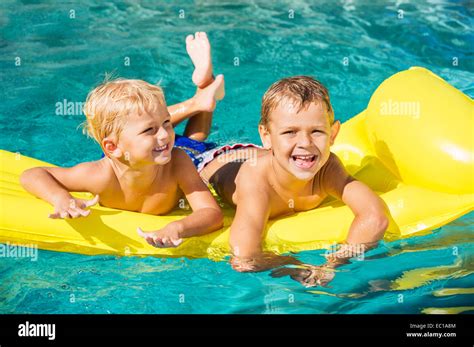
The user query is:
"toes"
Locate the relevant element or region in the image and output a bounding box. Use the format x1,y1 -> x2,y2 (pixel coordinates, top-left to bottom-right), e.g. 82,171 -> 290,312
194,32 -> 207,42
186,34 -> 194,44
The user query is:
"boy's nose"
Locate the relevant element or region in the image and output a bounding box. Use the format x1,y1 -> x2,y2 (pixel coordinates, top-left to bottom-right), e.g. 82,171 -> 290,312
296,133 -> 312,147
156,126 -> 170,141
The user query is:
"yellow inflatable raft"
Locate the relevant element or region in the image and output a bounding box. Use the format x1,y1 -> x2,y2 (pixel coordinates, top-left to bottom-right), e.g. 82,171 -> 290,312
1,67 -> 473,260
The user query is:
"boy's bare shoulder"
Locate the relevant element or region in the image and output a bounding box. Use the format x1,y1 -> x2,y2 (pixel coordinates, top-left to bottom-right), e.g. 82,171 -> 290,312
234,154 -> 271,200
81,159 -> 115,193
42,158 -> 114,194
325,152 -> 343,170
320,152 -> 355,198
170,147 -> 194,173
239,154 -> 270,183
170,147 -> 205,187
170,147 -> 189,162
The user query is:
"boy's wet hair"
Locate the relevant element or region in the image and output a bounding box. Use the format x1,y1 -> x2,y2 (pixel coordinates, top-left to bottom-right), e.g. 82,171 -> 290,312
82,78 -> 166,145
260,76 -> 334,127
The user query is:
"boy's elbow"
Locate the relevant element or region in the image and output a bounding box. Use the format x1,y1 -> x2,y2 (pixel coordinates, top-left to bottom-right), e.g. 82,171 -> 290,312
370,196 -> 390,239
19,168 -> 36,188
215,209 -> 224,230
19,170 -> 27,187
209,208 -> 224,231
371,210 -> 389,239
378,213 -> 389,233
20,167 -> 50,192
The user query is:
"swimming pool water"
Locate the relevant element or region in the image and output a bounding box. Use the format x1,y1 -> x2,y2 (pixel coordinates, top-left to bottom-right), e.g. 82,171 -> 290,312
1,0 -> 473,314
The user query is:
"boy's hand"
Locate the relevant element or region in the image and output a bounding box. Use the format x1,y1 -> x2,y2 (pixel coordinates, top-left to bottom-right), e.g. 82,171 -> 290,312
48,194 -> 99,219
230,252 -> 301,272
137,224 -> 183,248
325,243 -> 363,266
271,264 -> 335,288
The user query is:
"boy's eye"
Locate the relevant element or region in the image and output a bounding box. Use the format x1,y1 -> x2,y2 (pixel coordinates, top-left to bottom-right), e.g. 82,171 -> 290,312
312,129 -> 325,134
141,127 -> 154,134
163,119 -> 171,126
281,130 -> 295,135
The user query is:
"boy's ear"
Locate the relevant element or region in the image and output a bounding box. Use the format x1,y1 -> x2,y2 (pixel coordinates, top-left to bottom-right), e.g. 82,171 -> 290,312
102,137 -> 123,158
329,120 -> 341,146
258,124 -> 272,150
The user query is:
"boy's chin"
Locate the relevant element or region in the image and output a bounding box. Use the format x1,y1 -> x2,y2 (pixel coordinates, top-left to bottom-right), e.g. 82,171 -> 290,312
153,155 -> 171,165
287,162 -> 318,181
289,169 -> 317,181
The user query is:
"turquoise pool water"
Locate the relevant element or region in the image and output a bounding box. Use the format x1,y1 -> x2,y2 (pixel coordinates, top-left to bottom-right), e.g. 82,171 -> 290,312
1,1 -> 473,314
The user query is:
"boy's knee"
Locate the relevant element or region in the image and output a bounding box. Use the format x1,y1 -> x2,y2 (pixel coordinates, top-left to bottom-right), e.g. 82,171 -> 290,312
188,133 -> 207,142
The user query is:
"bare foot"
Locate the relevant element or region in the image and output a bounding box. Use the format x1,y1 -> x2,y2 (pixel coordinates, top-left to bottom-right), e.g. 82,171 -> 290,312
186,32 -> 214,88
193,74 -> 225,113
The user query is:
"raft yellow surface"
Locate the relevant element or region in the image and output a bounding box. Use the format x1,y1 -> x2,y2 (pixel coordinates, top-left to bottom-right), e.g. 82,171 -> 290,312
1,67 -> 473,259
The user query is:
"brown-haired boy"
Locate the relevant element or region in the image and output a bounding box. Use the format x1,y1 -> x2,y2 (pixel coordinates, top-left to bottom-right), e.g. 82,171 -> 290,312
199,76 -> 389,286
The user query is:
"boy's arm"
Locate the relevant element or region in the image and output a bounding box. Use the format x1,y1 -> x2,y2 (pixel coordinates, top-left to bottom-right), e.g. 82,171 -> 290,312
138,149 -> 223,248
229,177 -> 270,259
229,167 -> 301,272
322,153 -> 389,266
173,149 -> 224,237
273,154 -> 391,288
20,161 -> 102,218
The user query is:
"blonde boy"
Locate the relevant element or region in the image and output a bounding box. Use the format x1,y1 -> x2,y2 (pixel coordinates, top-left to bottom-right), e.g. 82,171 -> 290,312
21,32 -> 224,248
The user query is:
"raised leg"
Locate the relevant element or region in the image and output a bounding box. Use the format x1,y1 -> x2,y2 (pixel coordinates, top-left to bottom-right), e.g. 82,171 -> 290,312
182,32 -> 224,141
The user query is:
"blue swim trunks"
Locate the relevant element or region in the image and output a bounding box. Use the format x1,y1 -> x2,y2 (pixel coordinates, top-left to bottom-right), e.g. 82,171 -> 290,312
174,134 -> 218,170
180,137 -> 261,172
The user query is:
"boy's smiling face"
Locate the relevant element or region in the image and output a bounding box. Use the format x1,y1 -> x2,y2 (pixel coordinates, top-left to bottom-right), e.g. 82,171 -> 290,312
105,103 -> 175,167
259,99 -> 340,181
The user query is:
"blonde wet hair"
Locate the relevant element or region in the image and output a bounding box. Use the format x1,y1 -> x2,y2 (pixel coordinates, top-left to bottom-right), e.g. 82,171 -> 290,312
260,75 -> 334,127
82,78 -> 166,145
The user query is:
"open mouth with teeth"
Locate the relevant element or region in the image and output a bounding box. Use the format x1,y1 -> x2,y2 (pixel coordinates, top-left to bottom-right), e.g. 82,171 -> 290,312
152,144 -> 169,154
290,154 -> 317,169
